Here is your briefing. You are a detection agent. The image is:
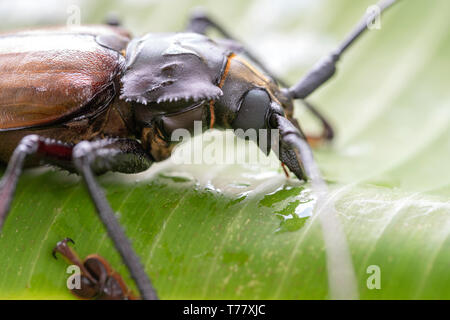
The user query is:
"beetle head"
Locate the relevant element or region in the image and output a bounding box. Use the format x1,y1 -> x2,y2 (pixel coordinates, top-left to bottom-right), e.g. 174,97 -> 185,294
120,33 -> 310,181
215,55 -> 308,180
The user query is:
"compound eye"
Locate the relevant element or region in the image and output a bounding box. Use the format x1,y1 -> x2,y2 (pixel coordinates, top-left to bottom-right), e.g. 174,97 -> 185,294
232,88 -> 271,131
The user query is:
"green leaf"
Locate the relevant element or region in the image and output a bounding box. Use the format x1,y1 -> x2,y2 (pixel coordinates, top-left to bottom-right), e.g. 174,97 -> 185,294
0,0 -> 449,299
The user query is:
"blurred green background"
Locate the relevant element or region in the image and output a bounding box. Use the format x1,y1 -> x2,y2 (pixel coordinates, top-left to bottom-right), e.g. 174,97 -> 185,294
0,0 -> 449,299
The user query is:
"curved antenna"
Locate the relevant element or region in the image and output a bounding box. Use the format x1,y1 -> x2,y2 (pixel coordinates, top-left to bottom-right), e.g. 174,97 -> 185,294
289,0 -> 400,100
272,113 -> 359,299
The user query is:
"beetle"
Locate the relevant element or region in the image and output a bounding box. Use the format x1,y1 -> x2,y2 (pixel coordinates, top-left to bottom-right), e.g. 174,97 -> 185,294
0,0 -> 398,299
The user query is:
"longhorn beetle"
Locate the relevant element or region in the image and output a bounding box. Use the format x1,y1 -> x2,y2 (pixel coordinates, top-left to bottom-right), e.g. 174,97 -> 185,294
0,0 -> 399,299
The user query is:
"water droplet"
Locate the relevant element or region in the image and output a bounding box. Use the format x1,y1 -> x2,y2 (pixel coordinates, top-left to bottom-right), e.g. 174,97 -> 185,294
259,185 -> 305,208
275,199 -> 314,233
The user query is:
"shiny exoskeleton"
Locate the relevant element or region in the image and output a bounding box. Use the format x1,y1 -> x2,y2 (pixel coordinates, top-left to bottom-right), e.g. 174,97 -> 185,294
0,0 -> 399,300
0,25 -> 304,175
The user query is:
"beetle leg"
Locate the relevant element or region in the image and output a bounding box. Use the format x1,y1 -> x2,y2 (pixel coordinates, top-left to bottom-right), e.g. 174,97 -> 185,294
73,138 -> 154,175
72,139 -> 158,300
53,238 -> 98,285
84,255 -> 137,300
290,100 -> 334,147
289,0 -> 399,100
53,239 -> 111,299
0,135 -> 157,300
104,13 -> 121,27
0,135 -> 73,229
186,9 -> 286,86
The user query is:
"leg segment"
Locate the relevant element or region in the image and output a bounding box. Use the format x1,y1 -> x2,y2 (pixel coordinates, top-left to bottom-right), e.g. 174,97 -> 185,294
72,139 -> 157,300
53,238 -> 98,285
53,238 -> 137,300
0,135 -> 72,229
301,100 -> 334,146
186,9 -> 287,86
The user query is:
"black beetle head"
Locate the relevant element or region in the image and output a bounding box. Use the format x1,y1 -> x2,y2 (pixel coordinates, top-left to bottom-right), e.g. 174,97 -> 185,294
217,55 -> 307,180
120,33 -> 309,181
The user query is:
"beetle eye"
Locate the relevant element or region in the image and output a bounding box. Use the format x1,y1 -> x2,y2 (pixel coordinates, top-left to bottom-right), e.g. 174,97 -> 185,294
232,88 -> 271,131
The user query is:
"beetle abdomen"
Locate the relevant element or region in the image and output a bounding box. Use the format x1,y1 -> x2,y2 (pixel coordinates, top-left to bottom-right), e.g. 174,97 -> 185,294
0,29 -> 127,130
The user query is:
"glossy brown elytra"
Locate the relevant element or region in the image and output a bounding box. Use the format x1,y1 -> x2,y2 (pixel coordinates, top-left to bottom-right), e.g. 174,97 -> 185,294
0,1 -> 399,299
